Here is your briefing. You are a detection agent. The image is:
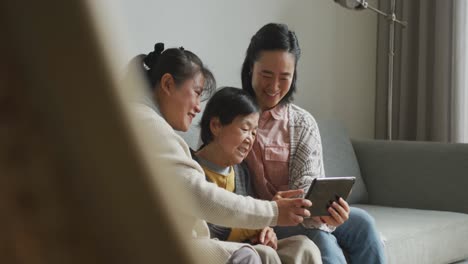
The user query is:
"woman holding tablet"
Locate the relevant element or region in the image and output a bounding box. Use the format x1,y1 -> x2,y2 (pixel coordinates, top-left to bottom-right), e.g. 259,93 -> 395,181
241,23 -> 385,264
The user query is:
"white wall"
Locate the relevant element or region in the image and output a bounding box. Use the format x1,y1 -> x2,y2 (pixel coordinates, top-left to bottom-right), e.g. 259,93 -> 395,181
97,0 -> 378,138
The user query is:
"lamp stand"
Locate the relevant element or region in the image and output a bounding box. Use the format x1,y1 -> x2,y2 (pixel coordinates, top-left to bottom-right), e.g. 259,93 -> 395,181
358,0 -> 407,140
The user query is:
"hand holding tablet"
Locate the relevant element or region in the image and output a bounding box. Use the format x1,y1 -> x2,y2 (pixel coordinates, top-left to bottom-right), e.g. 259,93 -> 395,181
304,177 -> 355,217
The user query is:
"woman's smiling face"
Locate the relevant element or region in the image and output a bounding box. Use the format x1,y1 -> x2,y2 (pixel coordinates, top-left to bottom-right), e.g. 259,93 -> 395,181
251,50 -> 296,110
163,71 -> 204,132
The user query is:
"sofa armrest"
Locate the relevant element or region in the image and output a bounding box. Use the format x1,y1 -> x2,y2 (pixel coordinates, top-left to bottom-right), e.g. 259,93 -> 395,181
352,139 -> 468,214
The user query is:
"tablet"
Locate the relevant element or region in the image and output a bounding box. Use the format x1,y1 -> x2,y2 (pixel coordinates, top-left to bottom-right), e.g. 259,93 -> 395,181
304,177 -> 356,216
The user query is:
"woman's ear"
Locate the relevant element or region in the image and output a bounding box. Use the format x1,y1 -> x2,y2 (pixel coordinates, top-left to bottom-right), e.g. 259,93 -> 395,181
160,73 -> 175,96
209,117 -> 222,137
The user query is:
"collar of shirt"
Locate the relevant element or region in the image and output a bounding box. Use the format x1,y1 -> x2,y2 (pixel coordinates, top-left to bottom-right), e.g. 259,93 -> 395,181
195,155 -> 232,176
259,104 -> 288,127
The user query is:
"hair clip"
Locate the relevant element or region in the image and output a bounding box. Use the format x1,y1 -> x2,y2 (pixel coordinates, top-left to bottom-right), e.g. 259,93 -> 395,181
155,43 -> 165,54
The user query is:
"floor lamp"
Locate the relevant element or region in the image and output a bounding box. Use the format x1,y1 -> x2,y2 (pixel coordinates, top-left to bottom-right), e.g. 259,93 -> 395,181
332,0 -> 407,140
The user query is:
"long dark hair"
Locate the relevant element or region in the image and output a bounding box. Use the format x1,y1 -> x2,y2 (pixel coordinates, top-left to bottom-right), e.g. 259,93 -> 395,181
130,42 -> 215,100
241,23 -> 301,105
199,87 -> 259,147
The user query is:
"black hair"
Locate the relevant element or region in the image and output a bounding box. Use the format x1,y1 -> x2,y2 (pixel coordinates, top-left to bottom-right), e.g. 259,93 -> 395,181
199,87 -> 259,147
241,23 -> 301,105
132,42 -> 215,101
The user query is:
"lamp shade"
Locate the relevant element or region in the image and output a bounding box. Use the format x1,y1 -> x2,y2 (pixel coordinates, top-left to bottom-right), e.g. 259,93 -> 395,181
333,0 -> 365,10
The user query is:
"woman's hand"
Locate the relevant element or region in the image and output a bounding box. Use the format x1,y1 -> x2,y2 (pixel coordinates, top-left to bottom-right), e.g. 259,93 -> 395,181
274,189 -> 312,226
318,197 -> 350,227
250,227 -> 278,250
272,189 -> 304,201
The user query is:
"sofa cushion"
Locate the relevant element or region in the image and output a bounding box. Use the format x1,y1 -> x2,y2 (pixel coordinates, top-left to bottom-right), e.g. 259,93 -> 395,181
317,120 -> 368,204
354,204 -> 468,264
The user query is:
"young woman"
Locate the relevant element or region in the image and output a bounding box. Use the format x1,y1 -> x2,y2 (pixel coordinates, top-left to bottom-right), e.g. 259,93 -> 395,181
194,87 -> 322,264
130,42 -> 313,263
240,24 -> 386,264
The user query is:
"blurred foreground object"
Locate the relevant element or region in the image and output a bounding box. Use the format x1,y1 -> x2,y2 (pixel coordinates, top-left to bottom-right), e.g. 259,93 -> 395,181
0,1 -> 197,263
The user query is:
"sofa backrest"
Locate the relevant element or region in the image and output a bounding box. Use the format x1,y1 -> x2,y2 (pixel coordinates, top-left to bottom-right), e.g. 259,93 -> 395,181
316,120 -> 369,204
352,139 -> 468,213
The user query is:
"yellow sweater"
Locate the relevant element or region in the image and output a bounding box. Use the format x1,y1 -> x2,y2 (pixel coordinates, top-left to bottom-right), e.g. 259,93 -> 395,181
203,167 -> 260,242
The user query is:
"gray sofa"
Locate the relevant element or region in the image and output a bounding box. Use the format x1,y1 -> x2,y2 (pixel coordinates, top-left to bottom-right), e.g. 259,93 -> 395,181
319,121 -> 468,264
180,121 -> 468,264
